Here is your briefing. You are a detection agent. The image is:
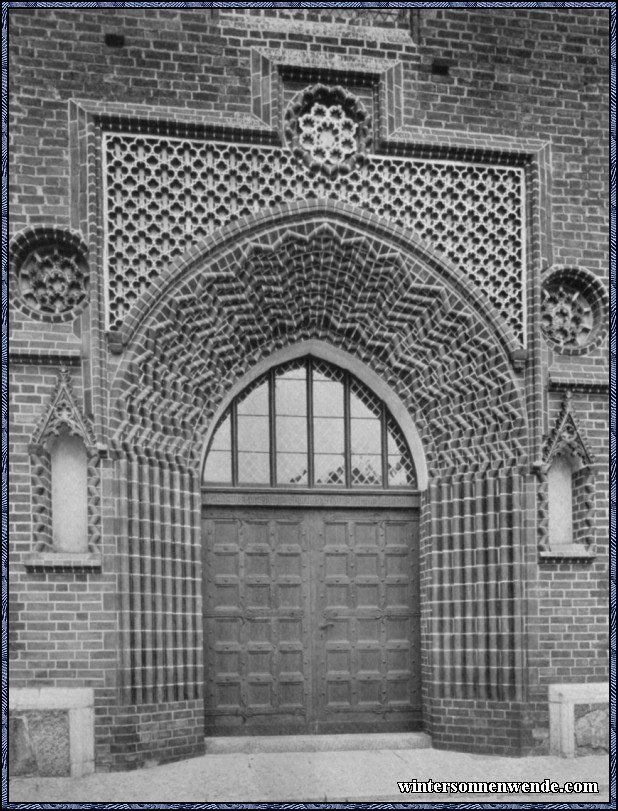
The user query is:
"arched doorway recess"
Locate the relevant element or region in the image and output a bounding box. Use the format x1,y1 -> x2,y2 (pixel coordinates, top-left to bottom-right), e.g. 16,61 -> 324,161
108,205 -> 528,754
201,354 -> 422,734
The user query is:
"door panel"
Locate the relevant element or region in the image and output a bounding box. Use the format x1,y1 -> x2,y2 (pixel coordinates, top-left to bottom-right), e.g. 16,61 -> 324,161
203,511 -> 311,733
202,505 -> 420,735
317,512 -> 421,732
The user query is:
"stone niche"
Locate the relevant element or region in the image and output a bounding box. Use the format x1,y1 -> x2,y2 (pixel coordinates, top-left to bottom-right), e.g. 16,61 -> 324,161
549,683 -> 608,757
9,688 -> 94,777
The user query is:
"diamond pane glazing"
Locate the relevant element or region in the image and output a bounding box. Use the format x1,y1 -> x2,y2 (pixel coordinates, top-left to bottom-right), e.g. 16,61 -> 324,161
388,455 -> 414,486
313,361 -> 344,384
276,416 -> 307,452
238,415 -> 269,452
275,369 -> 307,417
315,454 -> 345,485
312,379 -> 344,417
209,413 -> 231,452
201,357 -> 419,491
238,379 -> 269,416
351,417 -> 382,456
350,380 -> 382,420
351,454 -> 382,486
238,451 -> 270,484
386,416 -> 416,487
314,417 -> 344,454
203,449 -> 232,483
276,453 -> 308,485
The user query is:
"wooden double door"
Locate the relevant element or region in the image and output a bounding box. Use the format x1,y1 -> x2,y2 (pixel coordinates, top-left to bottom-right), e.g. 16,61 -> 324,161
202,504 -> 421,735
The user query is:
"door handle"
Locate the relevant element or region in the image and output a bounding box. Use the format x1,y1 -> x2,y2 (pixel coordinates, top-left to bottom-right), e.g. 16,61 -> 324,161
319,621 -> 334,629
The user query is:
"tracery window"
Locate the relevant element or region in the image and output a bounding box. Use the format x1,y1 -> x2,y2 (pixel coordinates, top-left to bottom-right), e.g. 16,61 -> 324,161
203,358 -> 417,489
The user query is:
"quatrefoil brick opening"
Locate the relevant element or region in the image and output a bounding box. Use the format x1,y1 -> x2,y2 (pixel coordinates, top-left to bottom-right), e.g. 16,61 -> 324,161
284,84 -> 371,177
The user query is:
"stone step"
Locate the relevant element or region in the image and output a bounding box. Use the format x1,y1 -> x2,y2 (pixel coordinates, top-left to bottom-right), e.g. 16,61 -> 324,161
205,731 -> 431,755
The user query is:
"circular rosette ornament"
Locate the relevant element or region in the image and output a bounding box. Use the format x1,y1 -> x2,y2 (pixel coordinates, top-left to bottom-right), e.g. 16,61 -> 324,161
285,84 -> 371,177
541,267 -> 608,354
9,227 -> 89,322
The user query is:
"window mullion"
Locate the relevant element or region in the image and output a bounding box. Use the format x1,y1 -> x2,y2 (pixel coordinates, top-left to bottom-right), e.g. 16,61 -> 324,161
231,402 -> 238,486
344,372 -> 351,489
381,403 -> 388,489
269,368 -> 276,487
307,358 -> 314,488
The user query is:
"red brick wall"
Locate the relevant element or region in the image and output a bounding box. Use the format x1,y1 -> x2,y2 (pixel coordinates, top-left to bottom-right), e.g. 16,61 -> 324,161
8,7 -> 609,764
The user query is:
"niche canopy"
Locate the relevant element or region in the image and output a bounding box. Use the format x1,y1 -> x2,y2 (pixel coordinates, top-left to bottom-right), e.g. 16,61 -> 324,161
203,357 -> 417,490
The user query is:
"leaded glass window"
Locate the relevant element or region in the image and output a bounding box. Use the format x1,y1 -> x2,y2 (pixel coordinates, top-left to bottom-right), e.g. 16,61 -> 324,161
202,358 -> 417,489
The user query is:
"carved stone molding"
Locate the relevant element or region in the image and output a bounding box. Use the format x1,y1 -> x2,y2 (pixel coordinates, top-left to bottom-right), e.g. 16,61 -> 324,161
542,393 -> 594,470
29,367 -> 101,558
30,366 -> 96,451
538,393 -> 596,558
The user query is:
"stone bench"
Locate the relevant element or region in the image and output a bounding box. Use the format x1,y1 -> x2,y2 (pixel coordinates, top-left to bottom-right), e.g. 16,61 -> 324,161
549,683 -> 608,757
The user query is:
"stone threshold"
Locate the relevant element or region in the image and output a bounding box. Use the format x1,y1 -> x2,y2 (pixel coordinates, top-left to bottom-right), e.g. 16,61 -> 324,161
205,731 -> 431,755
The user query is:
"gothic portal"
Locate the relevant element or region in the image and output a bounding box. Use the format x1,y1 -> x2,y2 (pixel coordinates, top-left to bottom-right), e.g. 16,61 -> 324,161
8,7 -> 610,773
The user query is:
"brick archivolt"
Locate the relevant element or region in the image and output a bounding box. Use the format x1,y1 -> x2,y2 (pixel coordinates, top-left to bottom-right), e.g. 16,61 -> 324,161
108,210 -> 528,705
109,211 -> 527,477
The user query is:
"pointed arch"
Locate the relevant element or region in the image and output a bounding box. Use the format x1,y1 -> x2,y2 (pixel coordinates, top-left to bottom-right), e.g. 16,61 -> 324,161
543,392 -> 594,470
28,367 -> 101,560
108,203 -> 528,476
539,394 -> 596,557
106,203 -> 529,715
115,200 -> 523,362
199,341 -> 428,491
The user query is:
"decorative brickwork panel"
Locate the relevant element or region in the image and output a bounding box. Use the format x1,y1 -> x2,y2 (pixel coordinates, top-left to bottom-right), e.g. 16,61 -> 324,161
110,219 -> 526,477
537,393 -> 596,556
428,471 -> 524,702
541,266 -> 609,354
9,226 -> 89,322
28,367 -> 101,557
103,134 -> 526,342
118,455 -> 202,705
110,215 -> 527,708
284,85 -> 372,177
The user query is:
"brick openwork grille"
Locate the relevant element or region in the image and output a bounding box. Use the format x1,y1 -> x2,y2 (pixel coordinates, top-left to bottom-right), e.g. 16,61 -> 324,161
284,84 -> 372,177
104,134 -> 526,342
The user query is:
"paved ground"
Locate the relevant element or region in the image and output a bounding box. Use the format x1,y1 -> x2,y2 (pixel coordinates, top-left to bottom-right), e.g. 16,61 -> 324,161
8,743 -> 611,804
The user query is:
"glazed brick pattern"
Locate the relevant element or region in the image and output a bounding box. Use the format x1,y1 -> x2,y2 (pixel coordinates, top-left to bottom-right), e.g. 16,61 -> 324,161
8,6 -> 609,766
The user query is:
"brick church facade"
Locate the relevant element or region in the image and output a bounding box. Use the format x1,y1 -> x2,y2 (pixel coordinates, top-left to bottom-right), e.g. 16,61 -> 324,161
7,6 -> 610,772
